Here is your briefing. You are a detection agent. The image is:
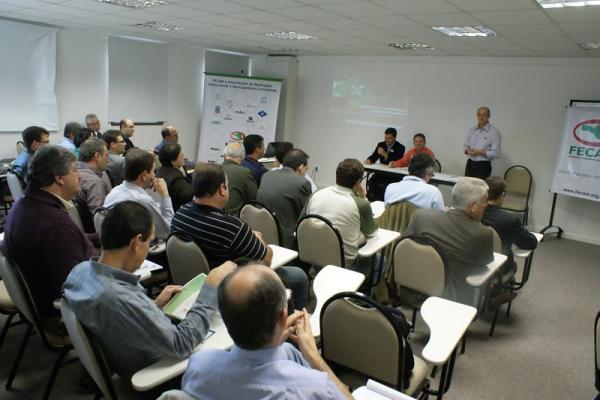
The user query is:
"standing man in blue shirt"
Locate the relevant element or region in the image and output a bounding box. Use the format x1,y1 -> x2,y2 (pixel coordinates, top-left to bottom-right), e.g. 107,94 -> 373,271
464,106 -> 501,179
179,264 -> 351,400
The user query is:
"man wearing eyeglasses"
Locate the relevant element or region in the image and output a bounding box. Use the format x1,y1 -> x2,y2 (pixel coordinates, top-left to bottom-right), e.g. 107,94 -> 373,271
103,130 -> 127,187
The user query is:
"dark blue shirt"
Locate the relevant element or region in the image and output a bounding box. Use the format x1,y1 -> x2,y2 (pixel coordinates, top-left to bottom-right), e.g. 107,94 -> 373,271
241,155 -> 268,187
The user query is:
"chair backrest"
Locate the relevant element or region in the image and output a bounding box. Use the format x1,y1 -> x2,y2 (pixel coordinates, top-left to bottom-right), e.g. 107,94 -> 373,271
0,242 -> 66,350
595,310 -> 600,392
166,234 -> 210,285
504,165 -> 532,199
393,237 -> 444,297
296,214 -> 345,268
94,207 -> 109,237
6,172 -> 24,201
320,291 -> 406,389
239,201 -> 281,246
60,299 -> 118,400
491,228 -> 502,253
433,159 -> 441,173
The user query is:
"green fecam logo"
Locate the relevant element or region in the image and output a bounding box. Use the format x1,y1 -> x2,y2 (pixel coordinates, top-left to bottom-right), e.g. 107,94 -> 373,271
229,131 -> 246,141
569,119 -> 600,158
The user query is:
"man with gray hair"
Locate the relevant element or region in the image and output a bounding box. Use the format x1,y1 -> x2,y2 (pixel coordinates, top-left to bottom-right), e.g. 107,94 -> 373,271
85,113 -> 102,138
402,177 -> 494,304
384,153 -> 444,210
4,145 -> 97,330
222,142 -> 257,215
58,121 -> 82,152
74,138 -> 110,232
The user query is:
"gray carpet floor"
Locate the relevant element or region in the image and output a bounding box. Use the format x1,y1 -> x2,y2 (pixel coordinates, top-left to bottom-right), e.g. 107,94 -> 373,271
0,237 -> 598,399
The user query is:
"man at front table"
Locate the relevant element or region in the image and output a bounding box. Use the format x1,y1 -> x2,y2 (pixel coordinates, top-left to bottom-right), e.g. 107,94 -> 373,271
63,201 -> 236,379
364,127 -> 405,201
390,133 -> 435,168
179,264 -> 352,400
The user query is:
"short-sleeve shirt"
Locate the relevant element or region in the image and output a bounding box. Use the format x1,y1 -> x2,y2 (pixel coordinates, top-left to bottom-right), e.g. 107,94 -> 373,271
171,203 -> 267,268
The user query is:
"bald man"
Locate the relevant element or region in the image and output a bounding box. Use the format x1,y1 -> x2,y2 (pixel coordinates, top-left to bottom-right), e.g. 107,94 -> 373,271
179,264 -> 352,400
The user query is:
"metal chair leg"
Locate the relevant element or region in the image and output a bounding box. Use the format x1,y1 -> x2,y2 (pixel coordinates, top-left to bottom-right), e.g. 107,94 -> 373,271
489,307 -> 500,337
460,333 -> 467,354
411,308 -> 418,331
41,349 -> 70,400
6,323 -> 33,390
0,312 -> 16,350
431,365 -> 438,378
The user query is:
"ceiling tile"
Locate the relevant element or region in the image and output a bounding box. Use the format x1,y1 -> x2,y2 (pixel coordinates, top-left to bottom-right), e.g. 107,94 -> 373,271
308,17 -> 370,30
228,0 -> 303,10
447,0 -> 538,12
546,7 -> 600,23
227,10 -> 292,23
0,0 -> 47,7
471,10 -> 553,26
408,12 -> 482,26
35,4 -> 98,18
352,13 -> 419,27
188,13 -> 247,26
53,0 -> 127,13
318,1 -> 393,17
484,48 -> 536,56
267,20 -> 322,31
269,6 -> 339,20
532,48 -> 587,57
560,22 -> 600,35
179,0 -> 255,13
490,23 -> 564,36
144,4 -> 213,19
371,0 -> 462,14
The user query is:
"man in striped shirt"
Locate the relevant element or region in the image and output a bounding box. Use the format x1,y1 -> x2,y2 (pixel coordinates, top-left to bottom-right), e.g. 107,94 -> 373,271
171,163 -> 308,309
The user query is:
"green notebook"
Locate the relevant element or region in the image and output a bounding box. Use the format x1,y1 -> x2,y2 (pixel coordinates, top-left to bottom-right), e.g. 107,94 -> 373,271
163,273 -> 207,320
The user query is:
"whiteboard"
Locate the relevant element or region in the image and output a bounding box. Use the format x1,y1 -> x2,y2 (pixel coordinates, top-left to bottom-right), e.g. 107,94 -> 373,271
0,19 -> 58,132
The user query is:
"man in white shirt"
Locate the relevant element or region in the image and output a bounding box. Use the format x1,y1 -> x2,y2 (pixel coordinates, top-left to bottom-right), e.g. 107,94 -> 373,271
384,153 -> 445,210
104,148 -> 173,240
463,106 -> 501,179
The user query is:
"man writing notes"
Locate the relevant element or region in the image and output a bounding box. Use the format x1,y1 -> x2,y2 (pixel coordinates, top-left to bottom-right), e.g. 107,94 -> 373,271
463,106 -> 501,179
364,127 -> 405,201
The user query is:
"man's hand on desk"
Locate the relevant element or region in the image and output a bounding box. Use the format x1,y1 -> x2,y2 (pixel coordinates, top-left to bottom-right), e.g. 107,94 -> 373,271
155,285 -> 183,308
205,261 -> 237,287
364,159 -> 372,165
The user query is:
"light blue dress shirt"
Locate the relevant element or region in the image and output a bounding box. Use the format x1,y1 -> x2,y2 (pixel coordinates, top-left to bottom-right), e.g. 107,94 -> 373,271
58,137 -> 76,152
463,123 -> 501,161
11,151 -> 30,176
63,260 -> 218,378
103,181 -> 174,239
182,342 -> 345,400
384,175 -> 445,210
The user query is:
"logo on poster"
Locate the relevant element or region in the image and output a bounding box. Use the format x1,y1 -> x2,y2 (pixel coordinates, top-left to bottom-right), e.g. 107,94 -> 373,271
229,131 -> 245,141
573,119 -> 600,147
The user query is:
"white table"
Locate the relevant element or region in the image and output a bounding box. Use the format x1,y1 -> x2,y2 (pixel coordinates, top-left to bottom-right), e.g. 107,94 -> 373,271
370,201 -> 386,219
465,252 -> 507,288
310,266 -> 365,337
420,296 -> 477,400
364,164 -> 462,187
269,245 -> 298,269
134,259 -> 164,282
358,228 -> 401,291
131,313 -> 233,391
513,232 -> 543,259
353,379 -> 416,399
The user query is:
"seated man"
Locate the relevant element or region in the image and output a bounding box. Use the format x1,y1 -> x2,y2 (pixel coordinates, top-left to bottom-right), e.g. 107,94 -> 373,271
11,125 -> 50,181
483,176 -> 538,276
5,145 -> 96,330
180,264 -> 351,400
390,133 -> 435,168
302,158 -> 378,270
271,142 -> 317,193
384,153 -> 445,210
171,163 -> 308,309
364,127 -> 405,201
63,201 -> 236,378
104,148 -> 174,240
221,142 -> 257,215
257,149 -> 312,249
58,121 -> 82,152
103,130 -> 126,187
402,177 -> 494,305
241,134 -> 268,187
74,138 -> 110,232
85,113 -> 102,138
154,125 -> 179,154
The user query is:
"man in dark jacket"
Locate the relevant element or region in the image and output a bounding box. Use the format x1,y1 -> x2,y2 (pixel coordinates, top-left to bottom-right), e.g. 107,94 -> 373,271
5,145 -> 97,331
483,176 -> 538,276
364,127 -> 405,201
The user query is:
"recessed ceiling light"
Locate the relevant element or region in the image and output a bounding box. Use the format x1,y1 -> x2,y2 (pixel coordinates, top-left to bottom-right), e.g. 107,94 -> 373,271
132,21 -> 182,31
264,31 -> 316,40
580,42 -> 600,50
388,43 -> 435,50
536,0 -> 600,8
94,0 -> 167,9
433,26 -> 497,37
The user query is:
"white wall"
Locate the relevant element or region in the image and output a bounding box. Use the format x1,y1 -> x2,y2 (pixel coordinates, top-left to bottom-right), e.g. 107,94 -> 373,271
0,26 -> 205,162
292,56 -> 600,245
